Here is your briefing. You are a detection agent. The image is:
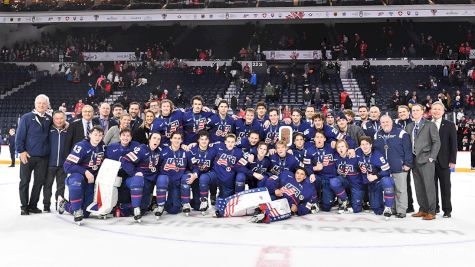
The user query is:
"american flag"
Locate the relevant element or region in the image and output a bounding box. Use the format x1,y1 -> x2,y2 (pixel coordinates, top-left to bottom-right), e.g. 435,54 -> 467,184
224,196 -> 240,216
280,185 -> 297,196
265,203 -> 281,218
217,158 -> 228,166
163,163 -> 177,171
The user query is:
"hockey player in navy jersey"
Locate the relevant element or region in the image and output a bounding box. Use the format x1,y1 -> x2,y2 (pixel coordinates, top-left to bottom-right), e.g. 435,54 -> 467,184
237,130 -> 260,159
266,168 -> 318,216
182,96 -> 213,145
269,140 -> 307,176
58,126 -> 106,224
290,133 -> 315,173
184,130 -> 217,213
330,140 -> 364,213
255,101 -> 269,128
261,108 -> 284,150
151,99 -> 184,146
357,136 -> 395,218
155,132 -> 194,218
208,100 -> 235,143
199,134 -> 249,210
120,132 -> 162,221
289,109 -> 311,140
310,129 -> 338,212
244,142 -> 272,189
307,112 -> 339,144
235,108 -> 261,142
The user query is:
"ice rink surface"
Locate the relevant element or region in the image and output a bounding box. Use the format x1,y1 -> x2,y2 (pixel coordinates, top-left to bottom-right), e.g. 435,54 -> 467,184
1,166 -> 474,267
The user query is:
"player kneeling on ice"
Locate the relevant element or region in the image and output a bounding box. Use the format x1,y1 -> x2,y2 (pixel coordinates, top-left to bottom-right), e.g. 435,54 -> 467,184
155,132 -> 195,219
357,136 -> 395,219
265,168 -> 318,217
199,134 -> 250,214
331,140 -> 364,214
58,126 -> 106,225
120,132 -> 162,222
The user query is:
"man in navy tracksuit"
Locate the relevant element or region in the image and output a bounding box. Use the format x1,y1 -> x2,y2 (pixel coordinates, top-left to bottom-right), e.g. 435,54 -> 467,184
374,115 -> 413,218
16,94 -> 52,215
44,111 -> 68,212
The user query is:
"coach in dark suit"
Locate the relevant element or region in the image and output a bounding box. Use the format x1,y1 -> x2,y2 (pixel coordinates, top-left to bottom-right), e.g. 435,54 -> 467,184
64,105 -> 96,157
92,102 -> 117,135
407,104 -> 441,220
431,101 -> 457,218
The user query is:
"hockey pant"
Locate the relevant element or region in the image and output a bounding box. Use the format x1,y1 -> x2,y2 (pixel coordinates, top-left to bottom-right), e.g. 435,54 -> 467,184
199,171 -> 246,199
65,173 -> 95,217
156,174 -> 189,214
329,175 -> 364,213
321,176 -> 337,212
368,176 -> 395,215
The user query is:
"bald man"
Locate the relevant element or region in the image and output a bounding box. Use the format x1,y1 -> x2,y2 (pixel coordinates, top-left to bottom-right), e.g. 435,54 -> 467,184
93,102 -> 117,134
362,106 -> 381,138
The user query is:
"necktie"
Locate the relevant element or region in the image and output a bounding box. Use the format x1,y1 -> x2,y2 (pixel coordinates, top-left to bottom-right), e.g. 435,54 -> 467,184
86,122 -> 92,138
414,123 -> 419,136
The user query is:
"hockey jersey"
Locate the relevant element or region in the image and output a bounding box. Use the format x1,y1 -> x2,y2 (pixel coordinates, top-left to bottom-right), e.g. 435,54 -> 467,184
158,146 -> 194,179
334,153 -> 361,180
357,149 -> 391,184
120,144 -> 161,180
310,143 -> 337,178
208,114 -> 235,143
151,110 -> 184,146
235,118 -> 261,141
212,143 -> 249,181
269,153 -> 304,176
189,145 -> 217,175
260,122 -> 284,149
64,140 -> 106,177
182,109 -> 213,145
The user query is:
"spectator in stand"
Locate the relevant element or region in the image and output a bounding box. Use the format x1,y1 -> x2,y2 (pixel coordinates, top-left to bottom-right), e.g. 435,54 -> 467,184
281,105 -> 291,120
8,128 -> 16,167
391,90 -> 401,110
303,88 -> 312,106
340,90 -> 349,110
360,40 -> 368,59
453,95 -> 463,112
264,82 -> 275,103
239,47 -> 248,60
160,90 -> 169,100
74,99 -> 85,118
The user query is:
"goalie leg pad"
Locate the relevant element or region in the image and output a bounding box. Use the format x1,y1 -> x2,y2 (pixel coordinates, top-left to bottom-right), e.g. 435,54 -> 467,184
66,173 -> 86,212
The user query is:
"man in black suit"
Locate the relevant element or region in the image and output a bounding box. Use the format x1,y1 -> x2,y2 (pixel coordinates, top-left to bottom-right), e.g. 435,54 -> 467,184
92,102 -> 117,135
431,101 -> 457,218
64,105 -> 96,157
128,101 -> 143,131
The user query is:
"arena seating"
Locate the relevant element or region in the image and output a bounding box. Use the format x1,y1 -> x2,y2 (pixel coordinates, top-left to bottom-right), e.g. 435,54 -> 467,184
0,63 -> 31,95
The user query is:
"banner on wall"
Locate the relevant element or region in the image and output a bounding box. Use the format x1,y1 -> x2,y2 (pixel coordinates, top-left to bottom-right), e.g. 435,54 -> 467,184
82,52 -> 138,61
263,50 -> 328,61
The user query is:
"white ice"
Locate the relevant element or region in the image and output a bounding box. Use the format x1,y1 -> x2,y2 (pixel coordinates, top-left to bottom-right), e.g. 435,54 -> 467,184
1,166 -> 474,267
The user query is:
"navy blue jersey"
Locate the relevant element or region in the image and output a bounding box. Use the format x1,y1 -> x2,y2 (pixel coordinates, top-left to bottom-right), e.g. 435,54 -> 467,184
334,153 -> 361,178
357,149 -> 391,184
64,140 -> 106,176
307,124 -> 340,143
291,145 -> 316,175
290,121 -> 312,140
236,137 -> 259,160
394,118 -> 412,130
269,153 -> 304,176
310,144 -> 337,178
337,131 -> 357,149
182,110 -> 213,145
120,144 -> 161,179
158,147 -> 193,178
247,156 -> 272,176
105,141 -> 141,161
362,120 -> 381,139
151,110 -> 184,146
255,114 -> 269,128
269,171 -> 317,216
260,122 -> 284,149
235,118 -> 261,141
208,114 -> 235,143
189,145 -> 217,175
212,143 -> 249,181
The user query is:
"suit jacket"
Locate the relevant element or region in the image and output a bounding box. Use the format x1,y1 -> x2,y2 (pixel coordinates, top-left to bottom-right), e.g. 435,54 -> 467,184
436,119 -> 457,168
407,118 -> 441,165
63,119 -> 97,157
92,117 -> 118,133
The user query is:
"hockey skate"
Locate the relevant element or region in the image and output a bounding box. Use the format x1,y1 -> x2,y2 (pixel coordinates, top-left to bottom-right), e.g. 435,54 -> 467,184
182,203 -> 191,216
73,209 -> 84,226
153,205 -> 165,220
383,207 -> 392,220
57,196 -> 67,215
133,207 -> 142,223
338,200 -> 350,214
199,198 -> 209,215
311,203 -> 320,214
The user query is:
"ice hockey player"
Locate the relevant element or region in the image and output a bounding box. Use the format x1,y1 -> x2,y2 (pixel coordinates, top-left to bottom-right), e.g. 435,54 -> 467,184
156,132 -> 194,218
330,140 -> 364,214
235,108 -> 260,141
151,99 -> 184,146
119,132 -> 162,222
357,136 -> 395,219
244,142 -> 272,189
182,96 -> 213,145
208,100 -> 235,143
58,126 -> 106,225
261,108 -> 284,149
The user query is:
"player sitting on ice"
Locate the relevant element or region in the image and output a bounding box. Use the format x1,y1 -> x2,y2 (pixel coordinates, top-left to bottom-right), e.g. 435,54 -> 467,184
357,136 -> 395,219
58,126 -> 106,225
264,167 -> 318,218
